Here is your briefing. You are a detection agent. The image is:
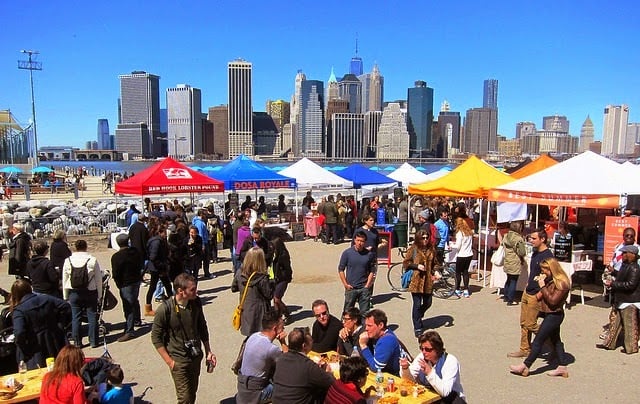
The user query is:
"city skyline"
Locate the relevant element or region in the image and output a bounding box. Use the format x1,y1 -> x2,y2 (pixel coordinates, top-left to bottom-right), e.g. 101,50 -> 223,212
2,1 -> 639,148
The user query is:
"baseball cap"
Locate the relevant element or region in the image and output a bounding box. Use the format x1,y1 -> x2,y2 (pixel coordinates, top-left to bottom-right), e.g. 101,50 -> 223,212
620,244 -> 639,255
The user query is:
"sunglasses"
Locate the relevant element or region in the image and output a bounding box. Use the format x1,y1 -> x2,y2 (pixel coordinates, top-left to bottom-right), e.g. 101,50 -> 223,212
314,311 -> 328,318
420,346 -> 435,353
422,236 -> 429,240
342,317 -> 353,322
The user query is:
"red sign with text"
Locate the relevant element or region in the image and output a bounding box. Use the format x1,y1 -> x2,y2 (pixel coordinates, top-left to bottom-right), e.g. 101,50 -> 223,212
604,216 -> 639,264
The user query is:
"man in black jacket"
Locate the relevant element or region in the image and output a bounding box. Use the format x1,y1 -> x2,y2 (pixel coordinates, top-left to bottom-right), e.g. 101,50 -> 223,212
111,234 -> 143,342
8,222 -> 31,278
127,213 -> 148,274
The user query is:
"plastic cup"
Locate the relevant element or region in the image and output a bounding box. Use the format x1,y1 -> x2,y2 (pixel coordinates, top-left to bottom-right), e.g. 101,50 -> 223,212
46,357 -> 55,371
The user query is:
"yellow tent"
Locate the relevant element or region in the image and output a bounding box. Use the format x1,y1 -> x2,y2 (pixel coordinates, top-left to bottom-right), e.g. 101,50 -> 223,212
509,154 -> 558,179
408,155 -> 514,198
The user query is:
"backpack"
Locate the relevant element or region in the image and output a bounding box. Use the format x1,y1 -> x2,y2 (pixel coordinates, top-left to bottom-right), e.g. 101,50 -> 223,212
69,258 -> 91,289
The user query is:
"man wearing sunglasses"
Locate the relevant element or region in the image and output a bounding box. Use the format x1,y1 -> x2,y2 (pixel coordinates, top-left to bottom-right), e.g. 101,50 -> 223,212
310,299 -> 343,353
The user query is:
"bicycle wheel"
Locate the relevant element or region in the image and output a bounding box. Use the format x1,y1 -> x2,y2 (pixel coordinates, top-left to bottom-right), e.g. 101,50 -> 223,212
387,263 -> 407,292
433,271 -> 457,299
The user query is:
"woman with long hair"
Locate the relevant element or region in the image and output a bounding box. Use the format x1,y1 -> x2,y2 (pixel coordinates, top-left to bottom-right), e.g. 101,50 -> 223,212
145,224 -> 173,316
271,237 -> 293,322
403,229 -> 437,337
453,218 -> 474,298
40,344 -> 87,403
11,279 -> 70,369
235,247 -> 274,336
510,258 -> 570,378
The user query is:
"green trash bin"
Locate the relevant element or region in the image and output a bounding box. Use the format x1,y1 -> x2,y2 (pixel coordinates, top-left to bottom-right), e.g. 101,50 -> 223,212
394,222 -> 408,248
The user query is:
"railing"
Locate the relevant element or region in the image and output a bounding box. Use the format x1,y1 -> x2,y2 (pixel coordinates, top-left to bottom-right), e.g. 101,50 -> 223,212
20,212 -> 120,238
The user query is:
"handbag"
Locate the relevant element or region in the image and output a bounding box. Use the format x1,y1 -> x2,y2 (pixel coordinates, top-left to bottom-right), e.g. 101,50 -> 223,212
231,337 -> 248,375
232,271 -> 257,331
491,244 -> 505,266
102,288 -> 118,311
401,269 -> 414,289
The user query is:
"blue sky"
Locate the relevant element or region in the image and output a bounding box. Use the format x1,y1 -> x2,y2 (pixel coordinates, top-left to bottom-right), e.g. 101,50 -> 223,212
2,0 -> 639,148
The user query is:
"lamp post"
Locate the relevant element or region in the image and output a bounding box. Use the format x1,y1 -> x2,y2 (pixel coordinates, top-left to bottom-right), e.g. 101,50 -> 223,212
18,50 -> 42,168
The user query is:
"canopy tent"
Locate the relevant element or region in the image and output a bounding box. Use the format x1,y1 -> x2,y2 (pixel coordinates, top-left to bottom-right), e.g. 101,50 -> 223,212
32,166 -> 53,174
207,154 -> 296,190
509,154 -> 558,179
408,155 -> 514,198
334,163 -> 397,189
278,158 -> 353,189
422,167 -> 453,182
0,166 -> 22,174
489,151 -> 640,208
386,163 -> 431,187
115,157 -> 224,195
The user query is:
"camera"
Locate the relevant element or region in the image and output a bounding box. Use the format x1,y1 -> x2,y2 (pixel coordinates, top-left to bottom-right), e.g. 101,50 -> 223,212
184,340 -> 202,358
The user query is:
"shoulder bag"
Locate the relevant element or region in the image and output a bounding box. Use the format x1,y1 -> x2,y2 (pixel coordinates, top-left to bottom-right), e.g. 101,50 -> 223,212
232,271 -> 257,331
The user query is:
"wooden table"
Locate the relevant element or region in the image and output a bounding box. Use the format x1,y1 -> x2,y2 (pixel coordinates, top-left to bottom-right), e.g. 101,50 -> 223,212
0,368 -> 47,403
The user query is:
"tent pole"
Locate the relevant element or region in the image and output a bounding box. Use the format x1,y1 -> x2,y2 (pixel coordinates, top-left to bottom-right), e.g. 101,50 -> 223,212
536,205 -> 539,228
483,199 -> 490,288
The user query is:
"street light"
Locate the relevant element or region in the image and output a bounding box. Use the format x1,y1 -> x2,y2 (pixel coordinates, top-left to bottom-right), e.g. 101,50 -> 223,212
18,50 -> 42,168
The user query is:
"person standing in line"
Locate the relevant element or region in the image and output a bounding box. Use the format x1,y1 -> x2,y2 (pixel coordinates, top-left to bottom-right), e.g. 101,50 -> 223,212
507,228 -> 554,358
235,248 -> 274,337
236,309 -> 288,404
8,222 -> 31,278
127,212 -> 149,277
185,225 -> 203,278
434,207 -> 450,265
502,221 -> 527,306
452,217 -> 474,298
192,209 -> 214,280
323,195 -> 339,244
25,240 -> 60,297
49,229 -> 72,278
338,231 -> 376,313
144,225 -> 173,316
403,229 -> 437,337
271,237 -> 293,322
62,239 -> 103,348
510,258 -> 570,377
111,233 -> 143,343
151,273 -> 217,404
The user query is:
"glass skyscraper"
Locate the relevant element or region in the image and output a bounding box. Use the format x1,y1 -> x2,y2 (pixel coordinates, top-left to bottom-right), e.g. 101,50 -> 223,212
228,59 -> 253,158
483,79 -> 498,110
97,119 -> 110,149
300,80 -> 324,157
407,81 -> 434,156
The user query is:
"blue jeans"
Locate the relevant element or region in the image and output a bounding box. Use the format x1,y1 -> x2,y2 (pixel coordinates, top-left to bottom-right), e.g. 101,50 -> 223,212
504,274 -> 519,303
524,311 -> 566,368
68,289 -> 98,347
119,282 -> 141,334
343,287 -> 371,313
411,293 -> 433,332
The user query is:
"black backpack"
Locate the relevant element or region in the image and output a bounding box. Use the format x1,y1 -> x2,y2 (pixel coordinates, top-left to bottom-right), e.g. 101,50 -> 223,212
69,258 -> 91,289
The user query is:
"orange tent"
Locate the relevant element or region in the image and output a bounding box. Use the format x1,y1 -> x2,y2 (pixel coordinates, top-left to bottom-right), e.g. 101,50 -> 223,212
509,154 -> 558,179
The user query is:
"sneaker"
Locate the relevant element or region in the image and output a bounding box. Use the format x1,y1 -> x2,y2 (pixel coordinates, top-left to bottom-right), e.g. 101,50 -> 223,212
463,290 -> 470,298
454,290 -> 463,297
117,333 -> 135,342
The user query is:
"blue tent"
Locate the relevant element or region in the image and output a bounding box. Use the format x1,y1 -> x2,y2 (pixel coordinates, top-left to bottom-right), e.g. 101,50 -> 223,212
207,154 -> 296,190
334,163 -> 398,189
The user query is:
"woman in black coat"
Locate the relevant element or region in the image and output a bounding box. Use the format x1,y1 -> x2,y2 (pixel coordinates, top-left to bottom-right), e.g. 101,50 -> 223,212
49,229 -> 72,274
272,237 -> 292,322
26,240 -> 60,297
144,224 -> 173,316
10,279 -> 71,369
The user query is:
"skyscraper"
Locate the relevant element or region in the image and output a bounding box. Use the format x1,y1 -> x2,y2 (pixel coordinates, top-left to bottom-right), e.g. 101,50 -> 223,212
436,101 -> 460,155
331,113 -> 365,159
377,103 -> 409,161
167,84 -> 202,159
483,79 -> 498,110
338,74 -> 362,114
290,70 -> 306,155
579,116 -> 594,152
602,104 -> 630,156
516,122 -> 537,139
358,64 -> 384,113
349,39 -> 363,76
407,81 -> 434,156
326,68 -> 339,102
228,59 -> 253,158
97,119 -> 110,149
266,99 -> 290,132
462,108 -> 497,156
115,71 -> 161,157
299,80 -> 325,157
325,99 -> 349,157
543,115 -> 570,133
207,105 -> 229,159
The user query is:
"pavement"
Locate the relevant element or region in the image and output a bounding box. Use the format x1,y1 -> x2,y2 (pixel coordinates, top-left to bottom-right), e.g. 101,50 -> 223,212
1,234 -> 639,403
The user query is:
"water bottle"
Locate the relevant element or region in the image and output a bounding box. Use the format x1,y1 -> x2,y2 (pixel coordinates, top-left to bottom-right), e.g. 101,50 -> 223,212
351,346 -> 359,357
375,367 -> 384,397
18,360 -> 27,382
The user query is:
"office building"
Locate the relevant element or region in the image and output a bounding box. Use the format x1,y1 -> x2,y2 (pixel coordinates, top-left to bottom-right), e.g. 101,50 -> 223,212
299,80 -> 325,157
266,99 -> 290,132
462,108 -> 497,156
543,115 -> 570,133
115,71 -> 161,157
602,104 -> 630,156
325,99 -> 349,158
331,113 -> 365,159
359,64 -> 384,113
628,123 -> 640,145
579,116 -> 594,152
291,70 -> 306,125
228,59 -> 253,157
407,81 -> 434,156
364,110 -> 383,157
377,103 -> 409,161
207,105 -> 229,160
516,121 -> 537,139
436,101 -> 461,155
97,119 -> 110,149
349,40 -> 363,76
483,79 -> 498,110
167,84 -> 202,159
338,74 -> 362,114
253,112 -> 280,157
326,68 -> 340,102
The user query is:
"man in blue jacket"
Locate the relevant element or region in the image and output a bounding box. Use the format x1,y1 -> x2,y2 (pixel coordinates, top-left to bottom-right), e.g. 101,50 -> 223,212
358,309 -> 401,376
192,209 -> 214,280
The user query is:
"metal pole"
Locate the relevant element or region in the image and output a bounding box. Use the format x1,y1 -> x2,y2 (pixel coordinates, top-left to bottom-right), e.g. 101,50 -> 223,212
18,50 -> 42,168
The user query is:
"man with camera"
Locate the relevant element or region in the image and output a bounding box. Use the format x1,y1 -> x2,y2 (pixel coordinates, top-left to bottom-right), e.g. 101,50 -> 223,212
151,273 -> 217,404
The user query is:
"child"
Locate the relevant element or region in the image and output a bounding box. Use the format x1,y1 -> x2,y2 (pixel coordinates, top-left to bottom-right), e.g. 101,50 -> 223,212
98,366 -> 134,404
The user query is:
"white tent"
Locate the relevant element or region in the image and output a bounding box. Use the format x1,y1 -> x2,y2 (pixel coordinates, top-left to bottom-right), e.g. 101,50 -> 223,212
386,162 -> 431,187
489,151 -> 640,208
278,158 -> 353,189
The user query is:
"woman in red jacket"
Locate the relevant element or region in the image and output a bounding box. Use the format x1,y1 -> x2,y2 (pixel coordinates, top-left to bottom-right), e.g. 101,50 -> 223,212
40,344 -> 88,403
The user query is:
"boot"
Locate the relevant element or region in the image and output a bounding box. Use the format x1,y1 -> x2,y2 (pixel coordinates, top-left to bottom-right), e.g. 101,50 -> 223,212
144,304 -> 155,317
547,366 -> 569,378
509,363 -> 529,377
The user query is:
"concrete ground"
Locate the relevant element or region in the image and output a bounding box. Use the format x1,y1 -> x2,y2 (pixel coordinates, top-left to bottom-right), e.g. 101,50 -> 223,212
2,234 -> 638,403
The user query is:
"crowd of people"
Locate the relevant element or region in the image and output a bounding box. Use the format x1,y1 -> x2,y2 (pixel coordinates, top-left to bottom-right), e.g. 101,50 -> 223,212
1,189 -> 640,403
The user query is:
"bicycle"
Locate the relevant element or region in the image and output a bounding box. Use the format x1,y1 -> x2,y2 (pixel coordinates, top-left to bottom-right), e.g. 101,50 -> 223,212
386,258 -> 458,299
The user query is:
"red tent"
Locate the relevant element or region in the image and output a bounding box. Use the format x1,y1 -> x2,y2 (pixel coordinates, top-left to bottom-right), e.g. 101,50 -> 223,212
115,157 -> 224,195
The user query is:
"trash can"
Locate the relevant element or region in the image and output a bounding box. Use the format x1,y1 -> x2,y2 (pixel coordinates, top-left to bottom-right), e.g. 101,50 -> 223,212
394,222 -> 408,248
